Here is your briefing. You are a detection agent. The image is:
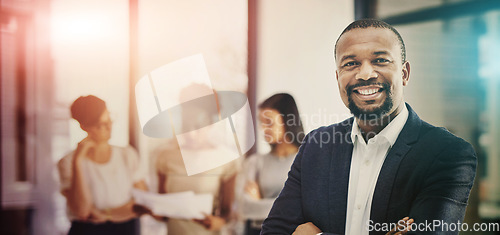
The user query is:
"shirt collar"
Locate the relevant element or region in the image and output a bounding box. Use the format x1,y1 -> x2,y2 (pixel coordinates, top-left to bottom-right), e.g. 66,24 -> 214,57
350,104 -> 409,147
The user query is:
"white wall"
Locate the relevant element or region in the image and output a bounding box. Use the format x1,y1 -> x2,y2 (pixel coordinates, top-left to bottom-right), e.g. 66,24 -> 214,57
138,0 -> 248,92
137,0 -> 248,154
50,0 -> 130,232
51,0 -> 130,149
136,2 -> 248,233
257,0 -> 354,152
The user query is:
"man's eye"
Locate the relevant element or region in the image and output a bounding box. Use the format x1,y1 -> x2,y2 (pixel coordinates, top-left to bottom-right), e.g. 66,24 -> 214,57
343,61 -> 357,67
374,58 -> 389,63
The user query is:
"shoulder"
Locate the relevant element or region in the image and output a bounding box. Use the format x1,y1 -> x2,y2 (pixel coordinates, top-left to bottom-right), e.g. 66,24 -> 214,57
301,117 -> 354,145
112,145 -> 138,157
152,139 -> 181,158
422,122 -> 472,147
245,152 -> 266,167
291,118 -> 354,166
246,152 -> 266,161
57,150 -> 76,169
155,142 -> 183,172
412,122 -> 477,192
404,104 -> 472,153
418,121 -> 476,159
316,118 -> 353,133
113,146 -> 141,167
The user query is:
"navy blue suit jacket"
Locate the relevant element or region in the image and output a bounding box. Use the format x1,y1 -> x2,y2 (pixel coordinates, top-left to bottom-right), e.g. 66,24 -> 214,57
260,104 -> 477,234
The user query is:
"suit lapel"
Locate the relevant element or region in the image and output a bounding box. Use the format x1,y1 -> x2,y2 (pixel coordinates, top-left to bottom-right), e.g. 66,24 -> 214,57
329,118 -> 354,234
370,103 -> 421,225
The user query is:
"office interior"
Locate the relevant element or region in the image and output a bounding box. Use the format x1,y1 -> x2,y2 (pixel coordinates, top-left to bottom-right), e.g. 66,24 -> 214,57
1,0 -> 500,234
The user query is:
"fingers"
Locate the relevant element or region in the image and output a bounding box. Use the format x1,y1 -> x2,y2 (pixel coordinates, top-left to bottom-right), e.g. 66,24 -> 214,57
89,216 -> 107,224
192,214 -> 211,228
76,137 -> 96,155
192,214 -> 225,231
132,204 -> 152,215
293,222 -> 321,235
386,217 -> 414,235
152,215 -> 168,222
87,210 -> 107,224
398,218 -> 414,234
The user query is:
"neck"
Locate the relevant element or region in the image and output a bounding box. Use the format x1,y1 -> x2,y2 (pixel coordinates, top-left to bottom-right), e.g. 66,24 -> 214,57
357,103 -> 404,142
91,139 -> 109,149
271,142 -> 298,157
87,136 -> 111,162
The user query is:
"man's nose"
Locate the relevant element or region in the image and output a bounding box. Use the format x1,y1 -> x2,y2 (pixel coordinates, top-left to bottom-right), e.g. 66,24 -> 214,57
356,63 -> 378,80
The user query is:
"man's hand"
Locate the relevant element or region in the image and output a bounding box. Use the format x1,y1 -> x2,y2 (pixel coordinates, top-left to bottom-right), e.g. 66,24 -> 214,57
386,217 -> 414,235
293,222 -> 321,235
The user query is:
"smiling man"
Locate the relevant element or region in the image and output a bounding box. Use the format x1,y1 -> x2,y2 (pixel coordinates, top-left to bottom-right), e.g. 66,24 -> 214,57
260,19 -> 477,235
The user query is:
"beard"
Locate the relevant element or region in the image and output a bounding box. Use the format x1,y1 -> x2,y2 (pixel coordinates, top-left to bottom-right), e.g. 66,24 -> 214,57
346,82 -> 393,120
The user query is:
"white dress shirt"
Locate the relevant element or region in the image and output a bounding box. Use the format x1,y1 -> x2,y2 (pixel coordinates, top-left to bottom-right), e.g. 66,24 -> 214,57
345,105 -> 409,234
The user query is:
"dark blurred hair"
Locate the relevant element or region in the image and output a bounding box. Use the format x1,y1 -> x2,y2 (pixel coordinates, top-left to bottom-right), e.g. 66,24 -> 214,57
259,93 -> 304,147
334,18 -> 406,63
70,95 -> 107,126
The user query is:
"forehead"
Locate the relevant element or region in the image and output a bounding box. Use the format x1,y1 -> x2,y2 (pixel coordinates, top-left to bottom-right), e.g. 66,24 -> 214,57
98,110 -> 110,121
259,108 -> 280,119
336,27 -> 401,59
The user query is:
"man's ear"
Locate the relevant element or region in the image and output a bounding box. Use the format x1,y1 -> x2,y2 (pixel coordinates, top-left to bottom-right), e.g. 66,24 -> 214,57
402,61 -> 410,86
336,70 -> 339,81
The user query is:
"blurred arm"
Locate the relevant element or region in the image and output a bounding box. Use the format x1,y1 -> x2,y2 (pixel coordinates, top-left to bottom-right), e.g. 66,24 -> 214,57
59,141 -> 94,220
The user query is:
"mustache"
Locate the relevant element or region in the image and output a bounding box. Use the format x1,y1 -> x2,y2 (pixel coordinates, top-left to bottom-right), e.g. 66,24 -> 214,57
346,82 -> 391,95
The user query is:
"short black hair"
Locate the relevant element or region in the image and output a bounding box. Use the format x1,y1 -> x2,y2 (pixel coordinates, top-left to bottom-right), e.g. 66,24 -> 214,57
71,95 -> 107,126
259,93 -> 304,147
334,19 -> 406,63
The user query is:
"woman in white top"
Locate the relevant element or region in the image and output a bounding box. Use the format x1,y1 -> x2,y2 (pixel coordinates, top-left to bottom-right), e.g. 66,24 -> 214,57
240,93 -> 305,235
58,95 -> 148,235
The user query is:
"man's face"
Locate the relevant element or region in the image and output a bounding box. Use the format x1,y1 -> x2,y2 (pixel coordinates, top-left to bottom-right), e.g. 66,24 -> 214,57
335,27 -> 410,120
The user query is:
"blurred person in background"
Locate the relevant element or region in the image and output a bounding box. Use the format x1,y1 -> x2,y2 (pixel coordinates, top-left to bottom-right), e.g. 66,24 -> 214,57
239,93 -> 304,235
154,84 -> 240,235
58,95 -> 148,235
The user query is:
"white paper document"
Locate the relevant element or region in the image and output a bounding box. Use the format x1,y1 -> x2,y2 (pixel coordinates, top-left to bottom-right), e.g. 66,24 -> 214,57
132,189 -> 213,220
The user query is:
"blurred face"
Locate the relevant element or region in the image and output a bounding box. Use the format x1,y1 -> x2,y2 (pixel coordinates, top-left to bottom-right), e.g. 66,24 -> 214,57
180,110 -> 214,149
84,110 -> 112,142
335,27 -> 410,120
259,108 -> 285,145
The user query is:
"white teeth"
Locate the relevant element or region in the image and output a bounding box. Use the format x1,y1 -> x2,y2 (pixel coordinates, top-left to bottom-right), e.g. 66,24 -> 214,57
358,88 -> 378,95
